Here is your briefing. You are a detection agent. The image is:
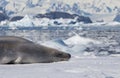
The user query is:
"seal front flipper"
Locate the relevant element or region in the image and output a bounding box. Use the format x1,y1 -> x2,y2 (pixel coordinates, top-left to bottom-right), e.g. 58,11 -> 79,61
14,57 -> 22,63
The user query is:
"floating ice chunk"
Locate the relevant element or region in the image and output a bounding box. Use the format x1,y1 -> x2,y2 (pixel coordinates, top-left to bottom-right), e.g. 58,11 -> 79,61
106,22 -> 120,26
64,34 -> 100,45
9,15 -> 34,27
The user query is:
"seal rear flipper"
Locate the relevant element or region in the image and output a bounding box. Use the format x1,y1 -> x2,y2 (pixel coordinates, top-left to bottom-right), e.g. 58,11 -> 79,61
3,57 -> 22,64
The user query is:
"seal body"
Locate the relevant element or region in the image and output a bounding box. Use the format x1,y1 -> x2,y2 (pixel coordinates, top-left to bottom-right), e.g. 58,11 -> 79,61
0,36 -> 71,64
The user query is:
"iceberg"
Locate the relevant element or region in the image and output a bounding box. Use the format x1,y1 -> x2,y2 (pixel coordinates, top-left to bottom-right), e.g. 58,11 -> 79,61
9,15 -> 34,28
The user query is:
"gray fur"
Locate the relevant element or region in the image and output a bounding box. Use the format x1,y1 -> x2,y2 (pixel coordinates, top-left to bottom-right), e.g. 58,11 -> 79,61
0,36 -> 71,64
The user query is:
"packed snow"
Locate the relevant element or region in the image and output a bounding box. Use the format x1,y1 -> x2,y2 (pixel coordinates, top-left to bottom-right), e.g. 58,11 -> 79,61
0,56 -> 120,78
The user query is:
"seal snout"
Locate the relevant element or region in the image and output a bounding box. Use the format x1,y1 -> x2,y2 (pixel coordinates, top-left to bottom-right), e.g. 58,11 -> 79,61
60,53 -> 71,60
61,53 -> 71,61
55,52 -> 71,58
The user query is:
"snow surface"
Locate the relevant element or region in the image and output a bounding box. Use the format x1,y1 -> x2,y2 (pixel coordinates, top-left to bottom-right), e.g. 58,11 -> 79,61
0,55 -> 120,78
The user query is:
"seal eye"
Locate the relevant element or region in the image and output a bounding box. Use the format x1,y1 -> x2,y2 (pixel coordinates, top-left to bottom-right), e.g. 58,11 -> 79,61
55,53 -> 63,57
